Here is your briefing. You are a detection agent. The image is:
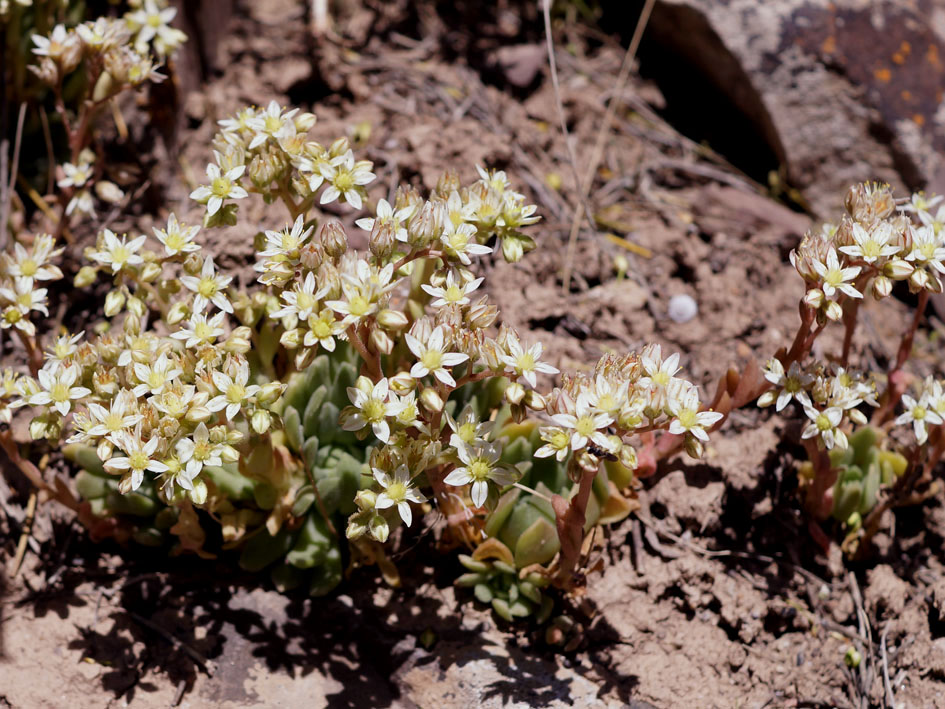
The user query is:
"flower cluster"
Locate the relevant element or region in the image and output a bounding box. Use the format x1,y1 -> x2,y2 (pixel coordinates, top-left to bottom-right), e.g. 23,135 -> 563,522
790,183 -> 945,323
0,233 -> 62,337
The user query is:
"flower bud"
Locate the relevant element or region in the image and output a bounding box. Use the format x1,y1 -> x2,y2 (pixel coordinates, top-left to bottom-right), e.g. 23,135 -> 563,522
294,348 -> 315,370
29,57 -> 59,85
257,381 -> 286,406
824,300 -> 843,322
319,220 -> 348,258
757,390 -> 777,408
280,328 -> 301,349
140,262 -> 162,283
802,288 -> 824,309
126,295 -> 146,318
189,479 -> 209,505
523,390 -> 546,411
389,371 -> 416,394
166,301 -> 188,325
94,180 -> 124,204
346,510 -> 371,540
104,289 -> 126,317
221,445 -> 240,463
504,381 -> 526,405
501,235 -> 524,263
871,275 -> 892,299
884,258 -> 913,280
74,266 -> 98,288
684,436 -> 704,459
185,406 -> 212,424
369,222 -> 396,260
295,112 -> 317,132
355,489 -> 377,510
848,408 -> 867,425
182,253 -> 202,275
370,328 -> 394,356
419,387 -> 444,413
369,514 -> 390,543
377,308 -> 408,330
225,326 -> 252,354
251,409 -> 272,434
407,201 -> 441,248
910,267 -> 930,291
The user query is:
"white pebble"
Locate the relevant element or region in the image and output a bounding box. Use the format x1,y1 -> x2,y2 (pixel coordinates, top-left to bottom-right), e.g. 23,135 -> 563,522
667,294 -> 698,323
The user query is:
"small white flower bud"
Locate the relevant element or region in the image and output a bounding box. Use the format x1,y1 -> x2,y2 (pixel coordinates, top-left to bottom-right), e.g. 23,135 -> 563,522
389,371 -> 416,394
824,300 -> 843,322
166,301 -> 188,325
505,381 -> 526,405
140,262 -> 162,283
355,490 -> 377,510
185,406 -> 212,424
251,410 -> 272,434
257,381 -> 286,406
884,259 -> 913,280
370,328 -> 394,356
376,308 -> 408,330
74,266 -> 98,288
872,275 -> 892,300
126,296 -> 146,318
369,514 -> 390,543
802,288 -> 824,309
94,180 -> 124,204
757,390 -> 777,408
280,328 -> 301,349
419,387 -> 444,413
189,480 -> 209,505
523,390 -> 546,411
104,289 -> 126,317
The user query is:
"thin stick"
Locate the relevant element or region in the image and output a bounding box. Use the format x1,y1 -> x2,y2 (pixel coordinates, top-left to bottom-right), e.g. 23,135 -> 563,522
557,0 -> 656,292
11,489 -> 38,577
880,624 -> 896,709
0,103 -> 27,248
540,0 -> 599,289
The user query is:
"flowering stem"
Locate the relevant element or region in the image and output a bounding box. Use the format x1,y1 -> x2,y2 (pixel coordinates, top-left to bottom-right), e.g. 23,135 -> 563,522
345,324 -> 381,379
15,328 -> 42,376
551,462 -> 597,587
840,298 -> 861,366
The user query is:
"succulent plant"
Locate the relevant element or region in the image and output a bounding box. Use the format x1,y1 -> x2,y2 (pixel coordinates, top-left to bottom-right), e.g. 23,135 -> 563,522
827,426 -> 906,530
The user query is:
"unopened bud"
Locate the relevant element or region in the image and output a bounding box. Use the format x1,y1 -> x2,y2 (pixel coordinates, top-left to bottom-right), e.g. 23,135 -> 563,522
74,266 -> 98,288
185,406 -> 212,424
182,253 -> 202,275
369,222 -> 396,259
757,390 -> 777,408
355,489 -> 377,510
166,301 -> 188,325
802,288 -> 824,309
505,381 -> 526,405
910,267 -> 930,291
94,180 -> 124,204
377,308 -> 408,330
389,371 -> 416,394
872,275 -> 892,299
523,390 -> 546,411
684,436 -> 704,459
501,235 -> 524,263
257,381 -> 286,406
884,258 -> 913,280
369,514 -> 390,543
251,409 -> 272,434
824,300 -> 843,322
319,220 -> 348,258
189,479 -> 209,505
139,262 -> 162,283
420,387 -> 444,413
280,328 -> 301,349
295,112 -> 317,132
370,328 -> 394,356
104,289 -> 125,317
126,296 -> 145,318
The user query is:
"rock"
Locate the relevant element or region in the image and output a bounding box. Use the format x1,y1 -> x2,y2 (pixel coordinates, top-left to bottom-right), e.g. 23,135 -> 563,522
644,0 -> 945,216
667,293 -> 698,323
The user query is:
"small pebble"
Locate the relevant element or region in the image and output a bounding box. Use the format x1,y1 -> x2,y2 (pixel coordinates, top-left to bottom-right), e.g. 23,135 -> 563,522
667,294 -> 698,323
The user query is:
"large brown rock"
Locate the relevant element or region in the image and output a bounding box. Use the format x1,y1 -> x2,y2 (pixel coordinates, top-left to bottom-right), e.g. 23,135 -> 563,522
646,0 -> 945,216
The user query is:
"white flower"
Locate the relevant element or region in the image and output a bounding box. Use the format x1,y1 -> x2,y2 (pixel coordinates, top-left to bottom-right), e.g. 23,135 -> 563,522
4,234 -> 64,284
90,229 -> 146,273
421,271 -> 483,309
801,406 -> 847,450
405,325 -> 469,387
133,352 -> 183,397
906,225 -> 945,274
667,383 -> 722,442
551,393 -> 613,452
812,248 -> 862,300
66,189 -> 95,218
356,199 -> 414,242
171,311 -> 226,348
154,213 -> 201,256
189,162 -> 248,216
32,24 -> 76,58
175,423 -> 224,478
440,223 -> 492,265
534,426 -> 571,462
838,222 -> 900,264
180,256 -> 233,313
127,0 -> 177,47
583,375 -> 628,419
918,203 -> 945,235
343,378 -> 398,443
499,331 -> 558,388
257,215 -> 313,262
104,427 -> 168,491
208,358 -> 259,420
272,271 -> 324,321
763,359 -> 813,412
444,405 -> 493,449
895,394 -> 943,444
57,161 -> 92,189
444,442 -> 516,508
319,150 -> 375,210
302,309 -> 344,351
29,363 -> 90,416
86,390 -> 142,437
247,100 -> 298,150
45,331 -> 84,362
373,465 -> 426,527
